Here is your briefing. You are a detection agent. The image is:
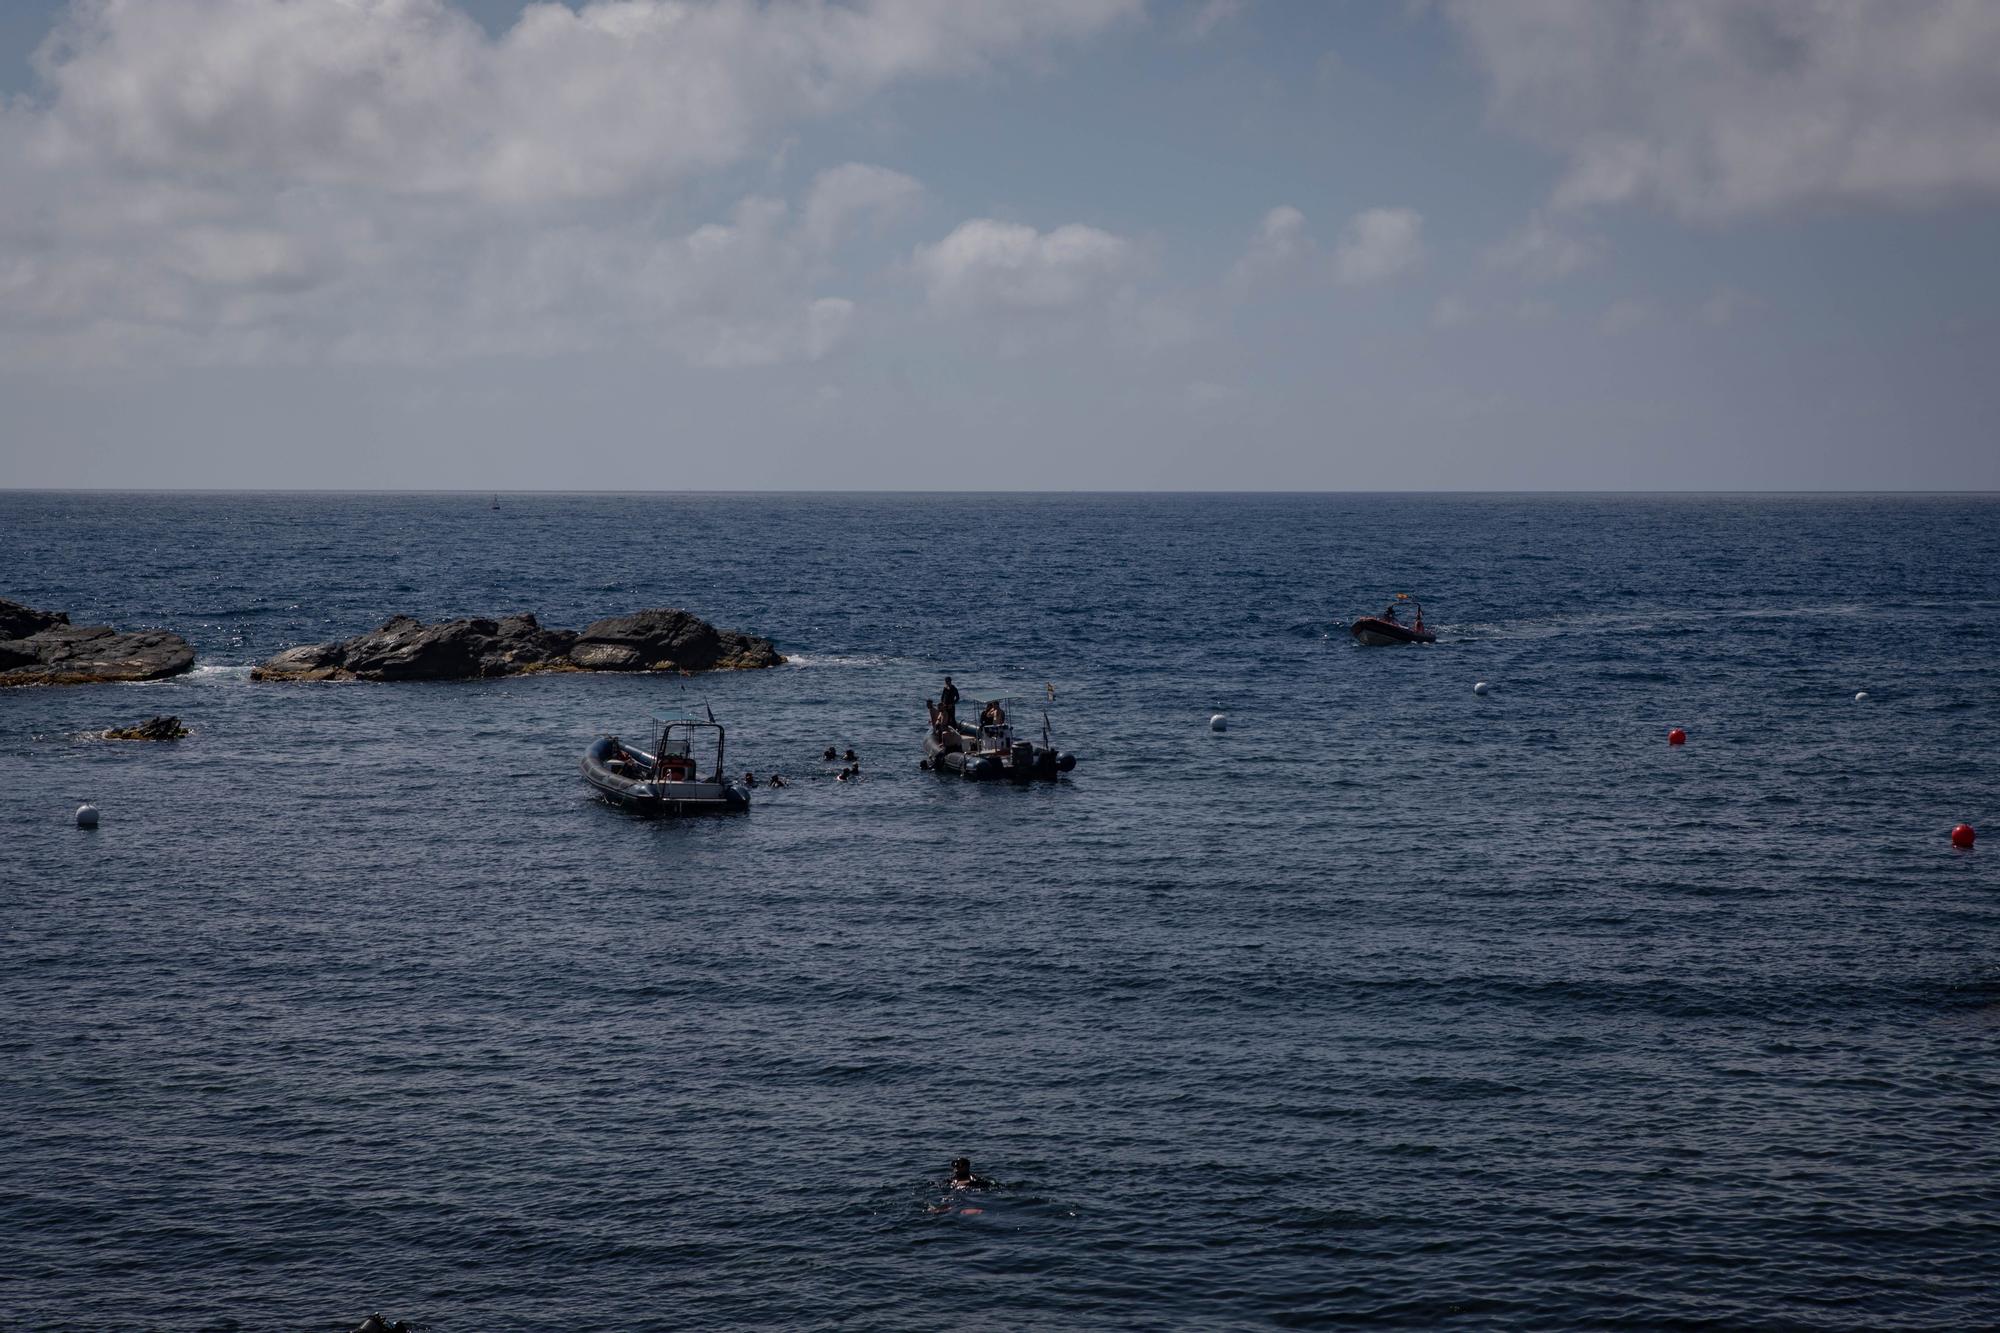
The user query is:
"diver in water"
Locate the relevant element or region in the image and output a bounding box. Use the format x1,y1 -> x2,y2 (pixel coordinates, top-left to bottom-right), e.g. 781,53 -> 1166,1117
742,771 -> 757,787
822,745 -> 838,762
843,747 -> 858,763
767,774 -> 787,789
949,1157 -> 994,1189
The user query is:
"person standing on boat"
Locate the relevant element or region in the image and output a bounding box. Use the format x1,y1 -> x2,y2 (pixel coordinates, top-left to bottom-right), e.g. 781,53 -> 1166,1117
1382,602 -> 1400,623
939,676 -> 960,726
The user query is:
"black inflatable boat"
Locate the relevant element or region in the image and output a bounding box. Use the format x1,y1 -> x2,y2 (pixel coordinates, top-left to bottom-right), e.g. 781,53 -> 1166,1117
1350,595 -> 1436,646
581,718 -> 750,815
922,697 -> 1075,781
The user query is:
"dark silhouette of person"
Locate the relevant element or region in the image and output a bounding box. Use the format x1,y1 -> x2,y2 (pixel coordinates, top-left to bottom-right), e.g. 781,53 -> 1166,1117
843,748 -> 858,763
950,1157 -> 993,1189
939,676 -> 960,726
823,745 -> 837,762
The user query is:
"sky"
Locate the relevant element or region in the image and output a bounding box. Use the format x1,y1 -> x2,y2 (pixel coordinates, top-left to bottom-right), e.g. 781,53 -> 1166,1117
1,0 -> 1997,491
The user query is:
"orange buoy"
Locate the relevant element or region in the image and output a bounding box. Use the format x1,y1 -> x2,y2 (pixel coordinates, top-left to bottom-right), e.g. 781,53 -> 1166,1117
1952,824 -> 1977,849
1667,728 -> 1687,746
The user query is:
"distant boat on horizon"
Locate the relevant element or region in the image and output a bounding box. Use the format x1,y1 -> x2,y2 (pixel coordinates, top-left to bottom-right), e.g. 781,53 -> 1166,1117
490,493 -> 499,510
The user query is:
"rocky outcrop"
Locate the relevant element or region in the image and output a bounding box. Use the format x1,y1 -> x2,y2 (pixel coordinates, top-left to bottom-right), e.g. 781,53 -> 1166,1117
251,608 -> 782,682
0,598 -> 196,687
102,714 -> 190,740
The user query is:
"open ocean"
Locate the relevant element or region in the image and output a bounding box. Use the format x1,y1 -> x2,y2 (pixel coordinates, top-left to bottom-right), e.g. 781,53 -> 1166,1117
2,491 -> 1997,1331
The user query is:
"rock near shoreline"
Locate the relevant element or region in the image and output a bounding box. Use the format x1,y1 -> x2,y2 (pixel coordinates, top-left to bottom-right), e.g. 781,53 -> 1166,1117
103,715 -> 190,741
250,608 -> 782,682
0,599 -> 196,687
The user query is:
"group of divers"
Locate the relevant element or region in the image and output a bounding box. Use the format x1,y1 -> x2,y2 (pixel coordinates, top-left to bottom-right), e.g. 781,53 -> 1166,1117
583,591 -> 1429,814
580,672 -> 1077,815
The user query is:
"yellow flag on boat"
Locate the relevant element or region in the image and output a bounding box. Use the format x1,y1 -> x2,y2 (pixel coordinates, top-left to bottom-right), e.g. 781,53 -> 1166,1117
1397,592 -> 1410,600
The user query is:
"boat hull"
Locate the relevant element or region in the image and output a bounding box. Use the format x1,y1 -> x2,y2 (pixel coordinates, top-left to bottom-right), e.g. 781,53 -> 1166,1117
1350,617 -> 1435,646
580,735 -> 750,815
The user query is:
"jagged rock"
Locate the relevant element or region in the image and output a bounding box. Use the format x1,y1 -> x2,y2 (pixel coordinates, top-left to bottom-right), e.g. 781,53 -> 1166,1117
0,598 -> 196,687
570,608 -> 782,672
102,714 -> 190,741
252,608 -> 777,682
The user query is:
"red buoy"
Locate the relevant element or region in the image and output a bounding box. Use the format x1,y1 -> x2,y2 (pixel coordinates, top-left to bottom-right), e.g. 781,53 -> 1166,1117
1667,728 -> 1687,746
1952,824 -> 1977,849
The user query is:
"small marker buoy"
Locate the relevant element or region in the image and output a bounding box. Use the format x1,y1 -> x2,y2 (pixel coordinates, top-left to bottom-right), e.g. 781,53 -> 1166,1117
1667,728 -> 1687,746
1473,681 -> 1489,696
1209,714 -> 1227,732
1952,824 -> 1977,849
1854,691 -> 1869,702
76,802 -> 100,829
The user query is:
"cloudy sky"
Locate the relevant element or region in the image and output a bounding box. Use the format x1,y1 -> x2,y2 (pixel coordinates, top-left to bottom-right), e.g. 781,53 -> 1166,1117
2,0 -> 1997,490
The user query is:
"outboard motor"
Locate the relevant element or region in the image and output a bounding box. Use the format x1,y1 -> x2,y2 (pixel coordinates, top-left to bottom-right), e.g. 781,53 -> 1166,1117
1055,750 -> 1076,772
1010,739 -> 1034,777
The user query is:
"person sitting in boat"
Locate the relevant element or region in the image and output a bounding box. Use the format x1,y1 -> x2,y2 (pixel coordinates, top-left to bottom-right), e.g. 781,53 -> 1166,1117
1382,602 -> 1400,622
980,700 -> 1006,726
606,741 -> 640,776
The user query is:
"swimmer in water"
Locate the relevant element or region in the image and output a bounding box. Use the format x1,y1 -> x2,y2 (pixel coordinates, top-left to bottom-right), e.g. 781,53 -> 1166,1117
742,771 -> 757,787
949,1156 -> 994,1189
823,745 -> 838,762
843,747 -> 858,763
767,774 -> 787,789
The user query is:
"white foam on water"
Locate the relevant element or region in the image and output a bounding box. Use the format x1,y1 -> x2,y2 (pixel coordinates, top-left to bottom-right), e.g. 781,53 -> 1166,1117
784,653 -> 895,670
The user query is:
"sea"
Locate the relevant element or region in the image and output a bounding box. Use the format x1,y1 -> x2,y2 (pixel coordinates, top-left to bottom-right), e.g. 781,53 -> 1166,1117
2,491 -> 1997,1331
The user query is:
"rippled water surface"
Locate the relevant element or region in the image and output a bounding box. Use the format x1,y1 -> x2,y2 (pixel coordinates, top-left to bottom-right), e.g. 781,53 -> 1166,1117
3,492 -> 1998,1331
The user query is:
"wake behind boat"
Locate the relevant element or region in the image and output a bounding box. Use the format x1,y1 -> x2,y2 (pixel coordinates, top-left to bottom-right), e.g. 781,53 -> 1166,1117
922,692 -> 1075,781
581,715 -> 749,815
1350,593 -> 1436,646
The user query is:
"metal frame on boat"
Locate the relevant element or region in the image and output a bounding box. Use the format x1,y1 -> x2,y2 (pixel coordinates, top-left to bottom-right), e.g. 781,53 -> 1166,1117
580,717 -> 749,815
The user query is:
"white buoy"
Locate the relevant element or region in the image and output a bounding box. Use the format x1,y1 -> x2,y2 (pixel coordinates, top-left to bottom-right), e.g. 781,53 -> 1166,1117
1854,691 -> 1869,702
1209,713 -> 1227,732
76,803 -> 100,829
1473,681 -> 1489,696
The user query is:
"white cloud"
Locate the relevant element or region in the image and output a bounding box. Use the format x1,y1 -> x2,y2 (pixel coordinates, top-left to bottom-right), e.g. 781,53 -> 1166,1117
911,219 -> 1136,312
24,0 -> 1138,205
799,163 -> 924,254
1699,286 -> 1758,326
1432,295 -> 1474,329
1598,298 -> 1653,336
1486,211 -> 1600,282
1227,204 -> 1310,294
0,0 -> 1136,366
1449,0 -> 2000,220
1333,207 -> 1423,285
1181,0 -> 1249,42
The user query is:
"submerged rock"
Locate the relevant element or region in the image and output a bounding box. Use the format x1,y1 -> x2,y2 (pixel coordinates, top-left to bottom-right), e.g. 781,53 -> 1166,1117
0,598 -> 196,687
102,714 -> 190,741
252,608 -> 781,682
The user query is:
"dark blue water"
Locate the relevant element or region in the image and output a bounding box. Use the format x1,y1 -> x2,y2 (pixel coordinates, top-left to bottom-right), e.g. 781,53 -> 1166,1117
3,493 -> 1997,1331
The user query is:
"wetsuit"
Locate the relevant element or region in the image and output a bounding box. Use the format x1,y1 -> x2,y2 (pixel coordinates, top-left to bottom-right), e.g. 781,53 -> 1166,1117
939,681 -> 959,726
